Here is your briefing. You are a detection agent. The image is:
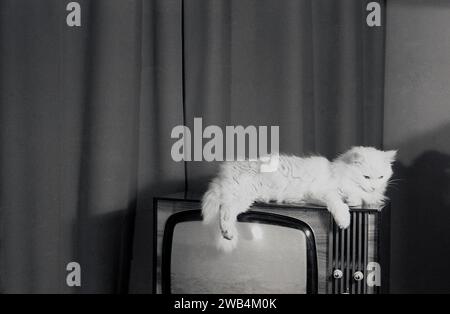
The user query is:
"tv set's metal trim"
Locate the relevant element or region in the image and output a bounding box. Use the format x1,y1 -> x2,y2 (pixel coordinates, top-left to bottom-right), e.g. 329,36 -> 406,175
160,209 -> 319,294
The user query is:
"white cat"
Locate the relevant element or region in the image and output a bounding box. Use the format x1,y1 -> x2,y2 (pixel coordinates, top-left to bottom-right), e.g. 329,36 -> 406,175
201,146 -> 396,252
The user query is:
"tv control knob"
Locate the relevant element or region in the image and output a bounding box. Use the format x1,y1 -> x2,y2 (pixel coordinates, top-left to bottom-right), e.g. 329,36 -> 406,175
333,269 -> 343,279
353,271 -> 364,281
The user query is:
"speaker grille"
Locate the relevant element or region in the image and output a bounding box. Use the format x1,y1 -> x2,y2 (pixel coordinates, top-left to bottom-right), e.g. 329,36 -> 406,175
331,211 -> 374,294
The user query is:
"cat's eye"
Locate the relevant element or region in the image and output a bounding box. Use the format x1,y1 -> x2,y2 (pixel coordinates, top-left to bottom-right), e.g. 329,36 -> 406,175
379,176 -> 384,179
364,175 -> 370,179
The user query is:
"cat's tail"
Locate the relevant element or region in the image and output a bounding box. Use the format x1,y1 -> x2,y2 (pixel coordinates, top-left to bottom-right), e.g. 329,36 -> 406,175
201,178 -> 222,225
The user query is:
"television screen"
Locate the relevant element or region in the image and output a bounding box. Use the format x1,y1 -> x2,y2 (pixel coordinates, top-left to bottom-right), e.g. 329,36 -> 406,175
161,211 -> 317,294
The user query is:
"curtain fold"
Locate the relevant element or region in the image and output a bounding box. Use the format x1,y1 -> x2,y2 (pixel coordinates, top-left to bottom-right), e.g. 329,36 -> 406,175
0,0 -> 148,293
185,0 -> 385,191
0,0 -> 385,293
129,0 -> 186,293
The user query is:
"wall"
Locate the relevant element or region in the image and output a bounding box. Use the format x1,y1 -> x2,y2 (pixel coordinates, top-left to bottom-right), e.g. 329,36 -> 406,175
384,0 -> 450,293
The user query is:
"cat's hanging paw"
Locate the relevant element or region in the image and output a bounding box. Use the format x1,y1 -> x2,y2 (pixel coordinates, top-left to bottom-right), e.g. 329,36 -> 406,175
218,210 -> 238,252
219,209 -> 237,240
332,203 -> 351,229
220,223 -> 236,240
334,210 -> 351,229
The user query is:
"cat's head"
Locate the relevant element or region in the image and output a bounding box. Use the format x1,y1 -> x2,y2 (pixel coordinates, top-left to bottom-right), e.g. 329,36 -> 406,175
337,146 -> 397,194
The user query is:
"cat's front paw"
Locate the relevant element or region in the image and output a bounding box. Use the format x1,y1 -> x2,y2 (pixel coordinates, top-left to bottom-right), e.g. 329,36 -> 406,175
332,204 -> 351,229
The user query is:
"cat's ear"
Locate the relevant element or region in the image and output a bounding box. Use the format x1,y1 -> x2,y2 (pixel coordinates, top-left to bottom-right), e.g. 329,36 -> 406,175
341,149 -> 364,165
385,150 -> 397,163
349,151 -> 364,165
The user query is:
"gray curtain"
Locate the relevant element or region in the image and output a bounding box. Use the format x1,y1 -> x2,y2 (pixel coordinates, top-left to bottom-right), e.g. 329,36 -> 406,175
0,0 -> 185,293
184,0 -> 385,191
0,0 -> 385,293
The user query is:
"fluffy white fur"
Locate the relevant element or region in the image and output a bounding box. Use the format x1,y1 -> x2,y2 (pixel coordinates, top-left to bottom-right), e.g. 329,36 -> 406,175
202,146 -> 396,252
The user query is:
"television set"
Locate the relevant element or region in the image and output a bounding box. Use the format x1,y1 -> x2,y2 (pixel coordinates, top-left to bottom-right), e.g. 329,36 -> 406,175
153,193 -> 390,294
